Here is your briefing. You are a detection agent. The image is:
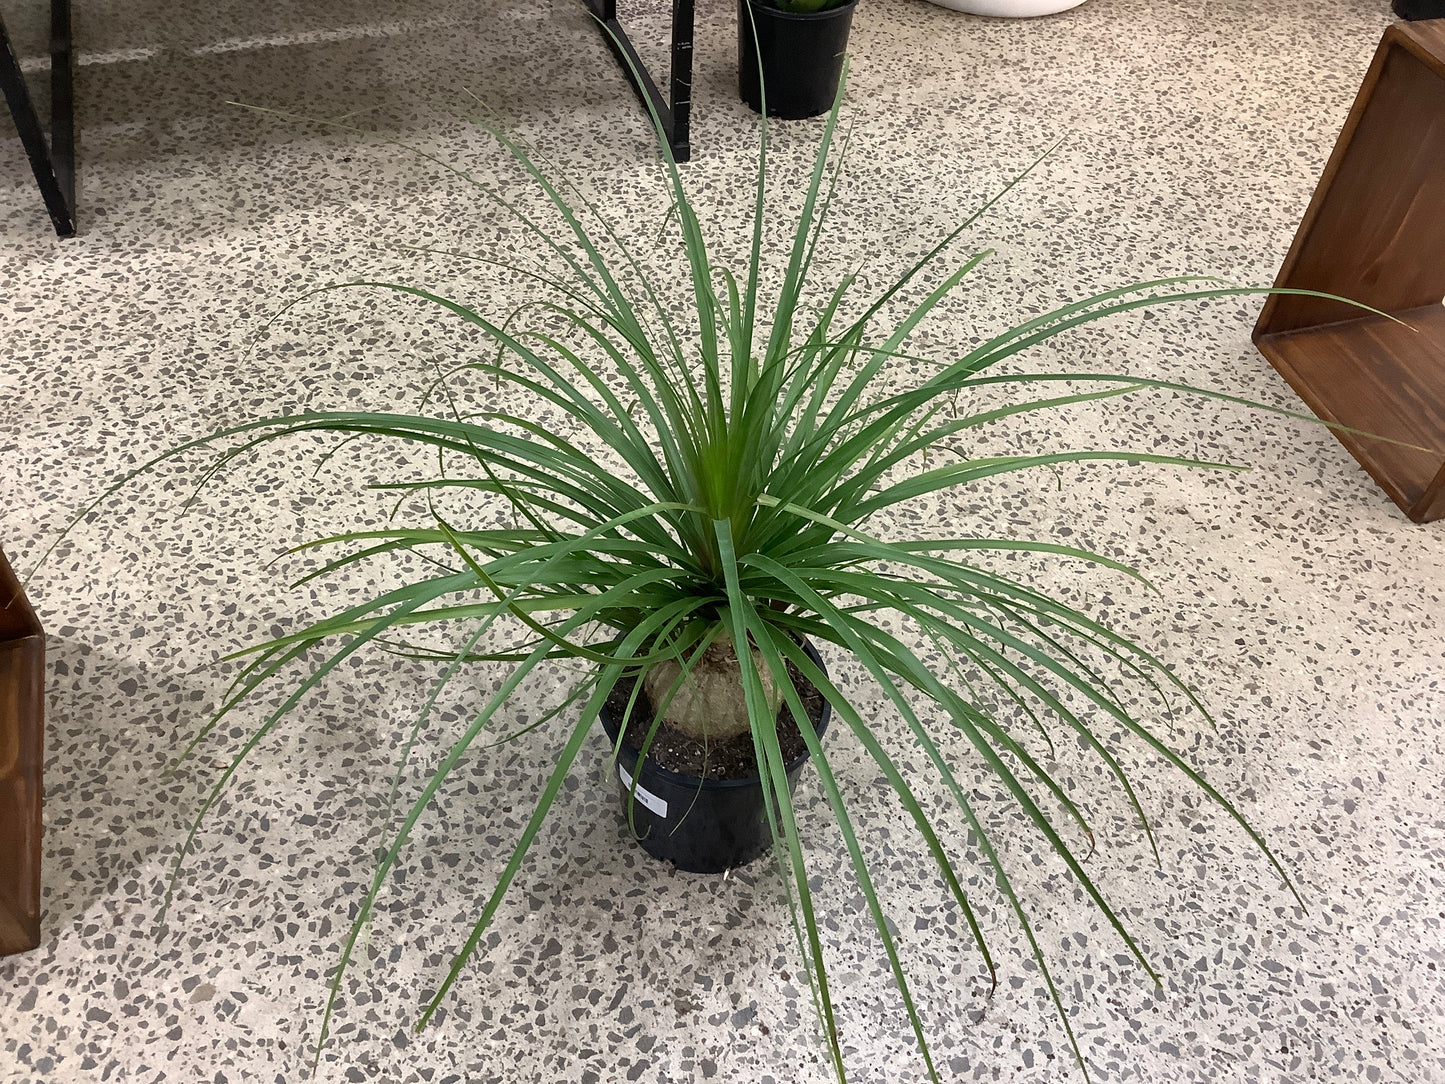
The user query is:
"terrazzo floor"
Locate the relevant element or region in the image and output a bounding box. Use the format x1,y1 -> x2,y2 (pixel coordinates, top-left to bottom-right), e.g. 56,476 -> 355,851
4,0 -> 1444,1081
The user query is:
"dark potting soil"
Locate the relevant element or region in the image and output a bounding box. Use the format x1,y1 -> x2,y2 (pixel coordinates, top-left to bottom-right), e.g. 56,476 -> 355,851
604,657 -> 826,780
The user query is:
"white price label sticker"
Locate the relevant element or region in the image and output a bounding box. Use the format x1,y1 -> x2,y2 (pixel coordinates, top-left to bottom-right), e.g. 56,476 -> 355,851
617,764 -> 669,818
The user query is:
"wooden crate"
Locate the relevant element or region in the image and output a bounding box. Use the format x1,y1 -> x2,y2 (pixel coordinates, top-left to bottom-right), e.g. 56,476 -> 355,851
1254,19 -> 1445,523
0,549 -> 44,957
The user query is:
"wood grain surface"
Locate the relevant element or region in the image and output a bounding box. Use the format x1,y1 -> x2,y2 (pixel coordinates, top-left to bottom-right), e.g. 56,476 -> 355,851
1255,20 -> 1445,523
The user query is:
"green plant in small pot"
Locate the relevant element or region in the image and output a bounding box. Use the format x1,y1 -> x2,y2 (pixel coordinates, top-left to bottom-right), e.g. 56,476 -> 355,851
739,0 -> 859,118
60,70 -> 1345,1082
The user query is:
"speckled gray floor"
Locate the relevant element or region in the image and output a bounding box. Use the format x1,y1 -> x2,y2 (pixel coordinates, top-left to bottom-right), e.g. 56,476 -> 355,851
3,0 -> 1443,1081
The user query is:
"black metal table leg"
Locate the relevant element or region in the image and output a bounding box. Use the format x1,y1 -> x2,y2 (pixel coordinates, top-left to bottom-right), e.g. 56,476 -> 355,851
0,0 -> 76,237
586,0 -> 695,162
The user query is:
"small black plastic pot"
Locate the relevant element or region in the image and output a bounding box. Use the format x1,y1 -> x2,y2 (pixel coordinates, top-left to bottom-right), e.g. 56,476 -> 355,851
738,0 -> 858,120
1393,0 -> 1445,19
597,641 -> 832,874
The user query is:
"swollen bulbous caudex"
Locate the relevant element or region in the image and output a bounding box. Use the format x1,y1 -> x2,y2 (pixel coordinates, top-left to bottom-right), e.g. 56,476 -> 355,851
641,633 -> 783,744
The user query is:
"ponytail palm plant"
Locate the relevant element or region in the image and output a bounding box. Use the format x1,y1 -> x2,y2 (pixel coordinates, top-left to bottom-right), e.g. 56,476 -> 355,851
71,68 -> 1314,1082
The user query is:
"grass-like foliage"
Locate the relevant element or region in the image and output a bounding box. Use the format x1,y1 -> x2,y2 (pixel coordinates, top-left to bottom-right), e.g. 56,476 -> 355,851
55,67 -> 1321,1082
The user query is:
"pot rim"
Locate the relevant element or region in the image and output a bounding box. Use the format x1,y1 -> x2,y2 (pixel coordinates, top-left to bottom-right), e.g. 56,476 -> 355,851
742,0 -> 859,23
597,638 -> 833,791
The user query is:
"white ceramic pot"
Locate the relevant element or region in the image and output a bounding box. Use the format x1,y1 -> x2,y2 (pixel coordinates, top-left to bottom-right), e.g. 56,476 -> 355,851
923,0 -> 1088,15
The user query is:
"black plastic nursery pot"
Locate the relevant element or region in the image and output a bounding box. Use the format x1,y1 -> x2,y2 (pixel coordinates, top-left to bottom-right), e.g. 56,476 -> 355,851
738,0 -> 857,120
598,641 -> 832,874
1393,0 -> 1445,18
